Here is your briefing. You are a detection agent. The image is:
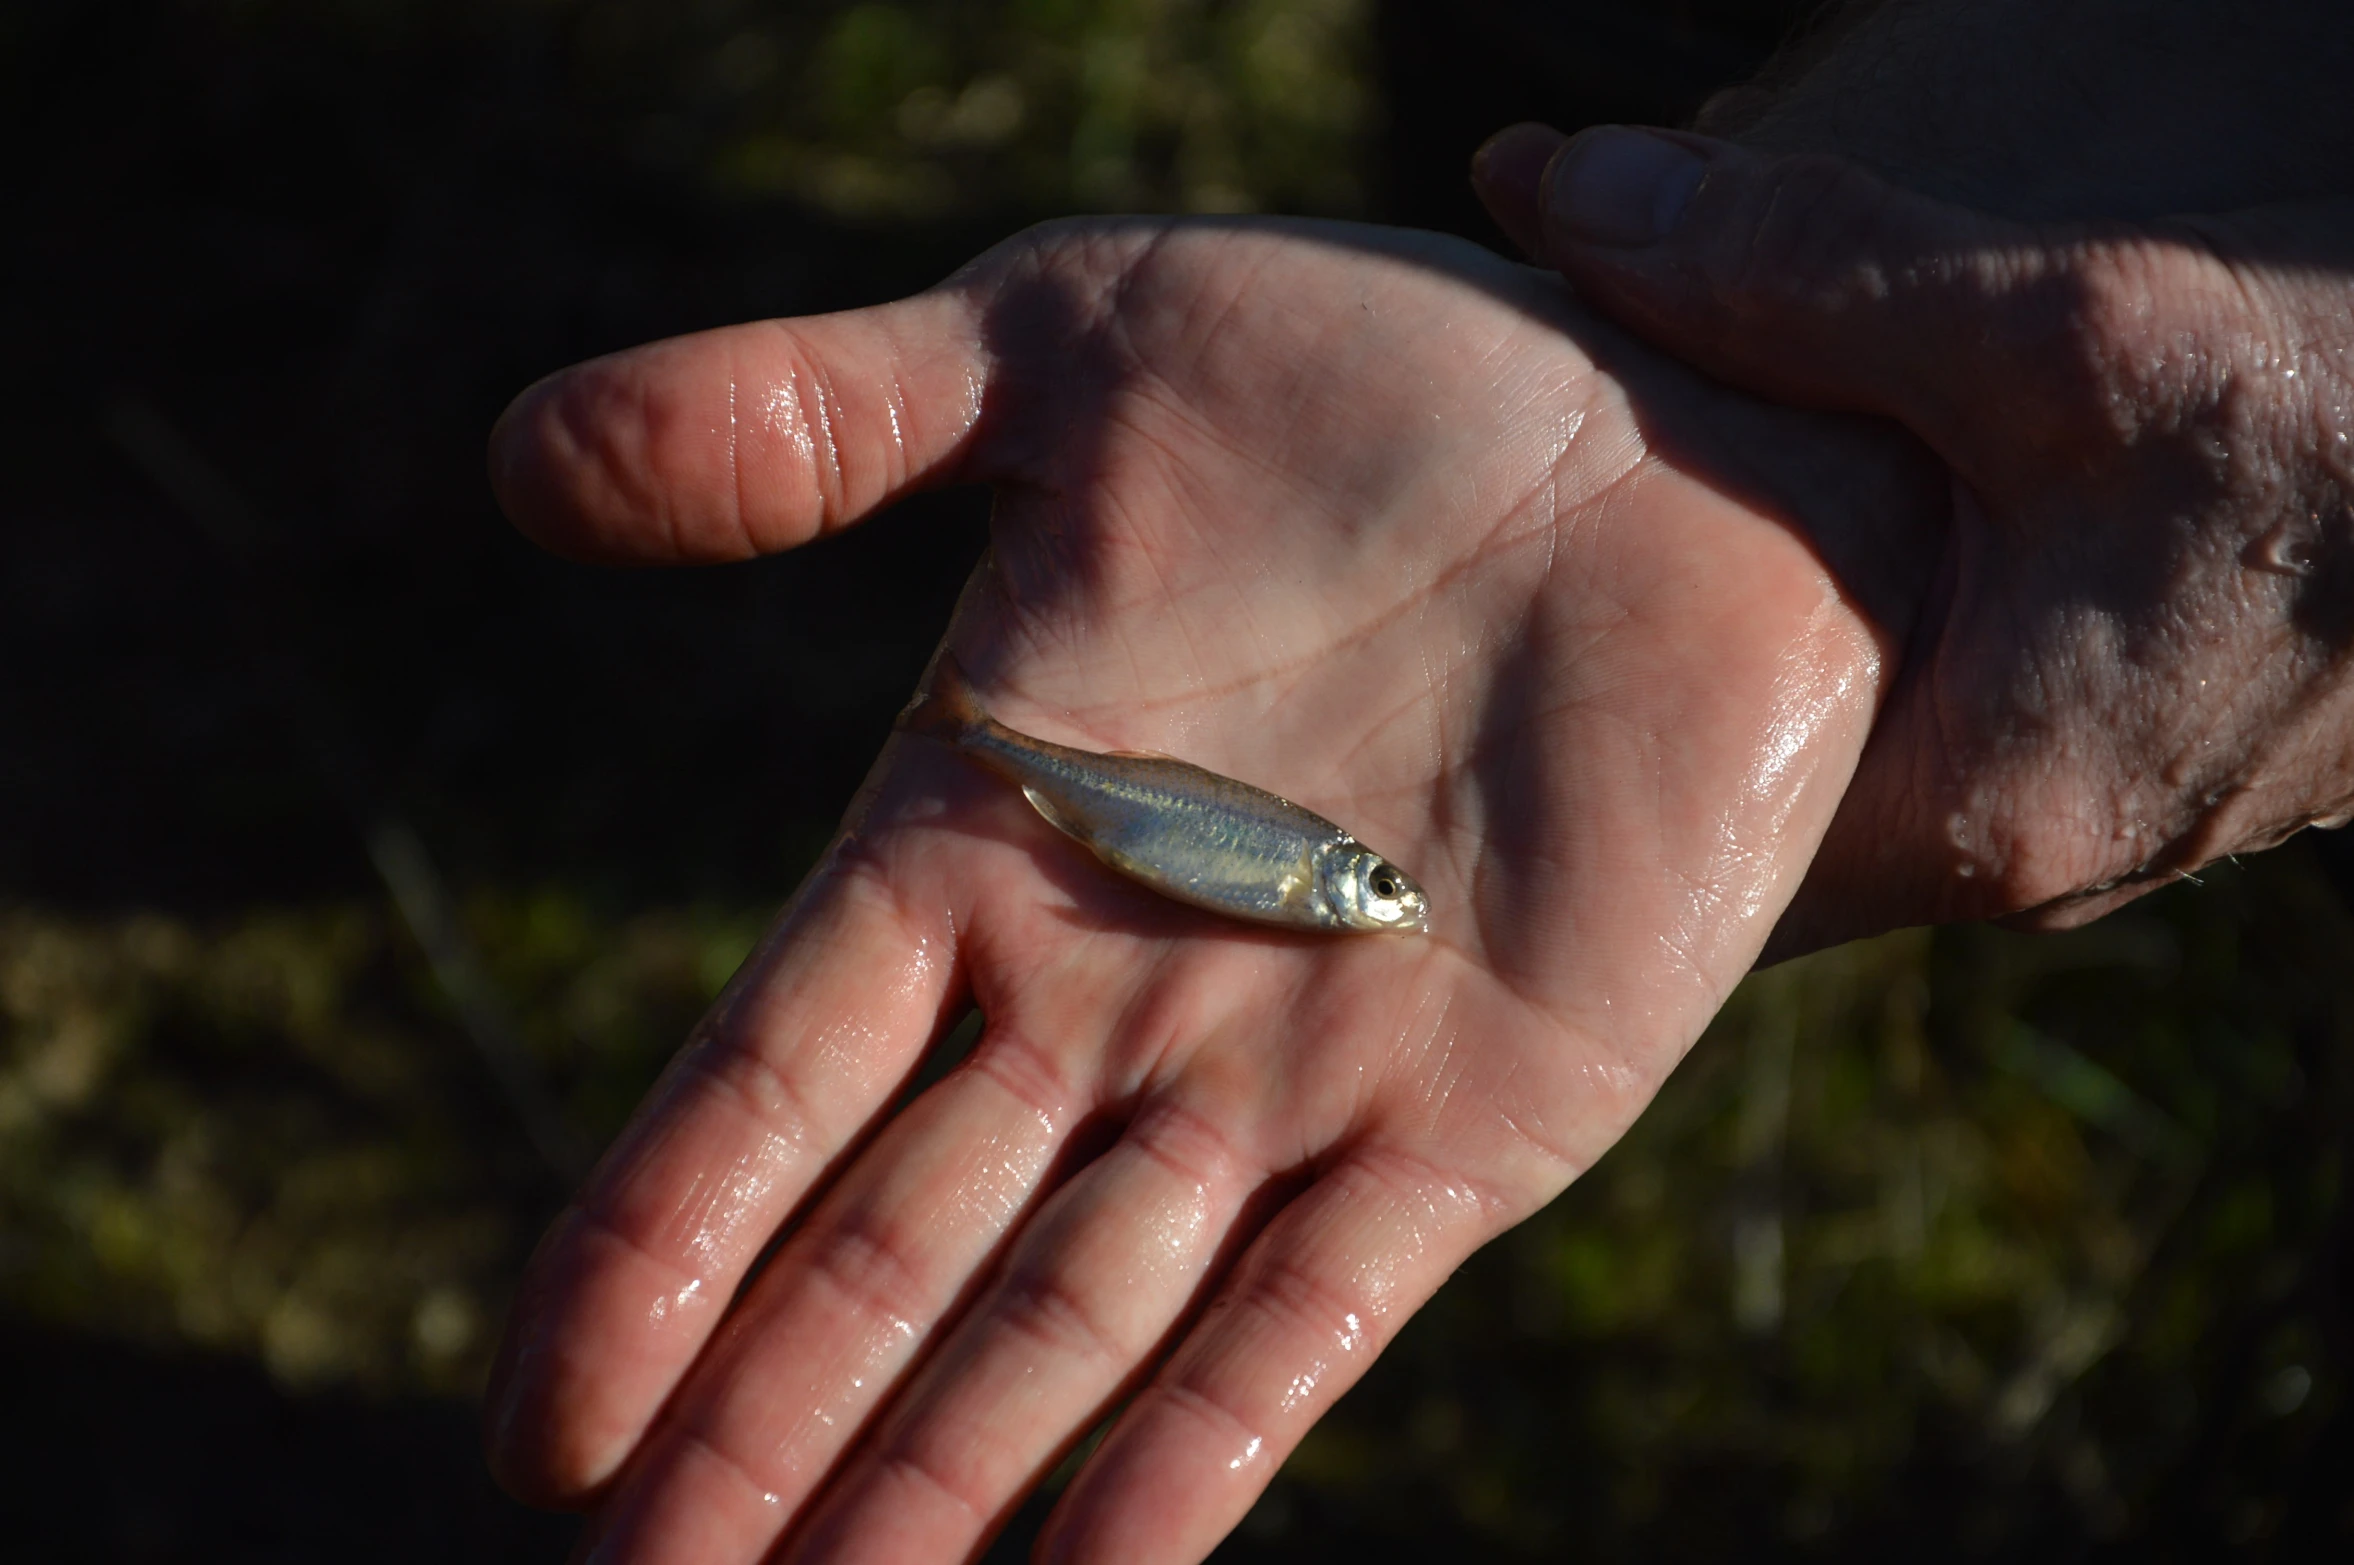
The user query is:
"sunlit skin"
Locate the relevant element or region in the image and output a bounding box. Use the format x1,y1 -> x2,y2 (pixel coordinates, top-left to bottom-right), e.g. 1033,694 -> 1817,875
1477,119 -> 2354,948
481,218 -> 1937,1564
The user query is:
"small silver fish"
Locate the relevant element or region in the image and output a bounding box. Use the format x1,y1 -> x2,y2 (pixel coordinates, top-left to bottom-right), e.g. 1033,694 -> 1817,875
899,658 -> 1429,934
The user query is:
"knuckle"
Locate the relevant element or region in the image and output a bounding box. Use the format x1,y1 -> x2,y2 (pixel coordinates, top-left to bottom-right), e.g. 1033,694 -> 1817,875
675,1426 -> 787,1511
1349,1139 -> 1509,1227
1240,1248 -> 1376,1356
966,1024 -> 1075,1126
1155,1379 -> 1266,1454
997,1262 -> 1127,1364
1707,153 -> 1903,326
1123,1097 -> 1239,1193
807,1209 -> 939,1331
2034,242 -> 2183,442
874,1444 -> 988,1525
564,1198 -> 707,1297
1996,232 -> 2243,457
682,1038 -> 822,1152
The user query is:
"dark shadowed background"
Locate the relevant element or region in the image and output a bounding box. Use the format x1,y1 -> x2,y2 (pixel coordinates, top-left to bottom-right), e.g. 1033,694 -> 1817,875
4,2 -> 2351,1559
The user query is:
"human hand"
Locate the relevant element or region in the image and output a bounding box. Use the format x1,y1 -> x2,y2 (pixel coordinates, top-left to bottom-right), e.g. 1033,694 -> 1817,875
479,217 -> 1923,1562
1692,0 -> 2354,224
1476,123 -> 2354,954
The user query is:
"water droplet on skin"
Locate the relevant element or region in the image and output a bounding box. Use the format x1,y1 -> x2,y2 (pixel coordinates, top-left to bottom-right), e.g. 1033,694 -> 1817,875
2249,519 -> 2319,576
1955,862 -> 1976,879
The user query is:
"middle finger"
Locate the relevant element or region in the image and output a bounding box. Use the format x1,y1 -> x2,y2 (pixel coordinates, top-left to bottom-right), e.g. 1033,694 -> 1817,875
778,1091 -> 1257,1565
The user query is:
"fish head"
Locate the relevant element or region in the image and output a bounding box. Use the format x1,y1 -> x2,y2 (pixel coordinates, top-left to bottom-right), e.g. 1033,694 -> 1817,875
1318,841 -> 1429,933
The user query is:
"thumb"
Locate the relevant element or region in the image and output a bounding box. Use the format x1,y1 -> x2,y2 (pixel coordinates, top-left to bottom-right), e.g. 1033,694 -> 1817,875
1538,127 -> 2058,483
490,287 -> 991,565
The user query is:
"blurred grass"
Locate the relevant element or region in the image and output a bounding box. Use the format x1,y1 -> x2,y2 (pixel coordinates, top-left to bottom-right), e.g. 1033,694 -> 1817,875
696,0 -> 1373,217
193,0 -> 1374,220
6,845 -> 2348,1552
0,894 -> 764,1397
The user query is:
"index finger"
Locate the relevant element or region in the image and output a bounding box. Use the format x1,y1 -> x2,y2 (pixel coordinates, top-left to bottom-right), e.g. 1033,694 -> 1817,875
482,843 -> 964,1506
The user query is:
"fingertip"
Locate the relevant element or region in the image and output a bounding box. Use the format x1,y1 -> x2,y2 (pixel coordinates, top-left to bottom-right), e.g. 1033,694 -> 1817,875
484,1363 -> 613,1511
1034,1394 -> 1272,1565
480,1213 -> 560,1499
478,852 -> 972,1521
487,344 -> 748,567
484,1389 -> 606,1513
1540,124 -> 1720,253
480,1208 -> 635,1508
487,290 -> 998,569
1469,122 -> 1568,260
486,370 -> 586,561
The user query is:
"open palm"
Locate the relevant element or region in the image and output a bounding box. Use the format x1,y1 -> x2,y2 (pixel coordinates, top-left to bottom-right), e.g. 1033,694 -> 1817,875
483,218 -> 1917,1564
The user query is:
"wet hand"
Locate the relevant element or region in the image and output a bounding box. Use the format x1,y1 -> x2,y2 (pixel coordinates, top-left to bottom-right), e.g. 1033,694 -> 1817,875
480,216 -> 1917,1563
1480,124 -> 2354,952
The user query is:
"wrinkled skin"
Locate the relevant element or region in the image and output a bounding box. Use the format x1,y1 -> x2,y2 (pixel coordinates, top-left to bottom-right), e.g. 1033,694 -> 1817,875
481,220 -> 1930,1564
1475,122 -> 2354,953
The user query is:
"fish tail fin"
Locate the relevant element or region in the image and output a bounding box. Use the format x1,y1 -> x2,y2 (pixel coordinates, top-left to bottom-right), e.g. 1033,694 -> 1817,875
898,651 -> 990,742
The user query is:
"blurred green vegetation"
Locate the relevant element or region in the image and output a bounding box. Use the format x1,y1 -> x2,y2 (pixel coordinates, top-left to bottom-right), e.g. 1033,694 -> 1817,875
6,0 -> 2351,1558
0,895 -> 762,1397
697,0 -> 1373,216
7,848 -> 2349,1554
202,0 -> 1374,219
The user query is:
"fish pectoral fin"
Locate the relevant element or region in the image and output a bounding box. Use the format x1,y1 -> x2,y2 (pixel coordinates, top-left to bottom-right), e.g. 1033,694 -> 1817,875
1106,747 -> 1176,762
1276,873 -> 1329,923
1020,788 -> 1160,886
1020,785 -> 1086,842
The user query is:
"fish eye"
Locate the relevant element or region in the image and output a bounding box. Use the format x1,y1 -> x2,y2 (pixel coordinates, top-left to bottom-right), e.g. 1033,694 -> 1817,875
1368,863 -> 1400,900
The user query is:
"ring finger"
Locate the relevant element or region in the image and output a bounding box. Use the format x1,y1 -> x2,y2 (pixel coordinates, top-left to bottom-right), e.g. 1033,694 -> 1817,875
774,1090 -> 1262,1565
